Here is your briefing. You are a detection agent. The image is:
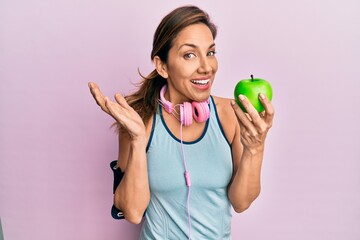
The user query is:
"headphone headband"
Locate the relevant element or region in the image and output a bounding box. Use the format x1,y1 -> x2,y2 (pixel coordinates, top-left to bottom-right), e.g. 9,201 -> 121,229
159,85 -> 174,113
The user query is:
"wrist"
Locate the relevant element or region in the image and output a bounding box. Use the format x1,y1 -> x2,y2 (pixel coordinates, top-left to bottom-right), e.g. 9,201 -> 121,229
130,136 -> 147,149
243,144 -> 265,156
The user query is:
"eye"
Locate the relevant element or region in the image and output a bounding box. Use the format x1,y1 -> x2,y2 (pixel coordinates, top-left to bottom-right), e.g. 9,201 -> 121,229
207,50 -> 217,56
184,53 -> 196,59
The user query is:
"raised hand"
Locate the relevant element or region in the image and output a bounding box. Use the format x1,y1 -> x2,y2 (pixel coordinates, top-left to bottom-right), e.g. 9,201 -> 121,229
231,93 -> 275,151
88,82 -> 146,142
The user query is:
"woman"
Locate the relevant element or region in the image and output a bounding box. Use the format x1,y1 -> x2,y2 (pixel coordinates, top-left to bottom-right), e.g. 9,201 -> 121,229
89,5 -> 274,239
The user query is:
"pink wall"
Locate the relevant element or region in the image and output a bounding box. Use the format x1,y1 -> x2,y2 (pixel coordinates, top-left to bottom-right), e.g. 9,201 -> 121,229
1,0 -> 359,239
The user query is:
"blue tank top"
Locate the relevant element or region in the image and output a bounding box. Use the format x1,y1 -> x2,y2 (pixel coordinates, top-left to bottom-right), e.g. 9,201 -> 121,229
140,96 -> 233,240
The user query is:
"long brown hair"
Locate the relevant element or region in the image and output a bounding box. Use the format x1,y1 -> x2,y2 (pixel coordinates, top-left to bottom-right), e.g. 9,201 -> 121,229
124,5 -> 217,127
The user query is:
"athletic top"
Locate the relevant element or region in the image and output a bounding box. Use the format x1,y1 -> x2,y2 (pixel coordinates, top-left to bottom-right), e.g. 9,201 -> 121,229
140,96 -> 233,239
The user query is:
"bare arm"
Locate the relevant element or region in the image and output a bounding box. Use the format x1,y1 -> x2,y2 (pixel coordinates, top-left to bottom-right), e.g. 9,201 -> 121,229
227,94 -> 275,212
115,131 -> 150,224
88,82 -> 150,224
228,129 -> 264,212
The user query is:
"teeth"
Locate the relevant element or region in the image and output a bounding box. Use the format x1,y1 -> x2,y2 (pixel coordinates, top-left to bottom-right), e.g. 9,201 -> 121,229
191,79 -> 210,85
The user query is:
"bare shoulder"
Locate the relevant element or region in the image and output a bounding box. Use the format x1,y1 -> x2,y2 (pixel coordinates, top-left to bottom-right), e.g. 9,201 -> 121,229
212,96 -> 239,144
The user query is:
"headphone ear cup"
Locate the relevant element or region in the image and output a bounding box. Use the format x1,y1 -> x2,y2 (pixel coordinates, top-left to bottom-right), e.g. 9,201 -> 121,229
180,102 -> 193,126
191,101 -> 210,123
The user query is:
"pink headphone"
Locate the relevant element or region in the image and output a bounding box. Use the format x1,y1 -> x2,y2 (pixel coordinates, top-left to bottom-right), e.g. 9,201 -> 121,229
159,85 -> 210,126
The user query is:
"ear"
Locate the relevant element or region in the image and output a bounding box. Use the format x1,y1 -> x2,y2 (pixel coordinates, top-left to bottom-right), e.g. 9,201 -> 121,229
154,56 -> 169,79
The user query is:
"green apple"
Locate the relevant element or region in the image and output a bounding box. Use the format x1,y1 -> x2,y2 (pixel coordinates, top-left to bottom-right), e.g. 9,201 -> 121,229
234,75 -> 273,112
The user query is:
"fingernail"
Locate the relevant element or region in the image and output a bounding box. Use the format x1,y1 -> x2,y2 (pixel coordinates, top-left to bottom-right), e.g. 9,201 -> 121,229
231,100 -> 236,105
259,93 -> 265,100
239,94 -> 245,101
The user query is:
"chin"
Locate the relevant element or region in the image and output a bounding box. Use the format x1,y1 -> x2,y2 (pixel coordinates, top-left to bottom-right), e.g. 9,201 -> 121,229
195,90 -> 212,102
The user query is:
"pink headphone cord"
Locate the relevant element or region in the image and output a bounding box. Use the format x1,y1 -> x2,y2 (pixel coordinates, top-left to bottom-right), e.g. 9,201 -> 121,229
180,123 -> 192,240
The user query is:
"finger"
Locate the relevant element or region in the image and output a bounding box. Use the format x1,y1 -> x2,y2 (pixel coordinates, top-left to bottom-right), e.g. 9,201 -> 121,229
88,82 -> 100,97
114,93 -> 131,110
88,82 -> 110,113
245,113 -> 252,122
237,95 -> 263,126
88,82 -> 102,100
231,100 -> 257,134
238,120 -> 256,145
258,93 -> 275,126
105,97 -> 140,135
259,111 -> 266,118
104,97 -> 125,123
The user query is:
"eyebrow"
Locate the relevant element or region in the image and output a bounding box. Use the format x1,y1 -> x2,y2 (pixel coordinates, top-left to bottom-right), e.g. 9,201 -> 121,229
178,43 -> 216,50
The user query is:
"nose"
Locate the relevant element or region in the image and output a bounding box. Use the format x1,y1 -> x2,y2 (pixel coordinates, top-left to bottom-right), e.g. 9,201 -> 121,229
198,56 -> 212,73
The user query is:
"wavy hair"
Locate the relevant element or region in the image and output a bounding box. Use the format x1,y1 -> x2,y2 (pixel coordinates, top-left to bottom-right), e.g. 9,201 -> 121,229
123,5 -> 217,128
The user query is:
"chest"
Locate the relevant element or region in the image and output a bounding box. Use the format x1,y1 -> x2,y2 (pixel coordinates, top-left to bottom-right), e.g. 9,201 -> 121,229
146,127 -> 233,193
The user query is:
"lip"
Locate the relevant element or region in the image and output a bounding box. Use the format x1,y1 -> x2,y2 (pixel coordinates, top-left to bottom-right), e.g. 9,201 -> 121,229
191,78 -> 211,90
192,75 -> 212,81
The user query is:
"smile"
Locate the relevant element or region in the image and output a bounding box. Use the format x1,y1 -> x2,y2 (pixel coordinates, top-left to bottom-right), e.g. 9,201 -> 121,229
190,79 -> 210,85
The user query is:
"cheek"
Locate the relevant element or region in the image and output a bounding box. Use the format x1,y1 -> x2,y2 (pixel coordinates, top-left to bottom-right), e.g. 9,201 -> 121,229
171,61 -> 198,77
211,58 -> 218,73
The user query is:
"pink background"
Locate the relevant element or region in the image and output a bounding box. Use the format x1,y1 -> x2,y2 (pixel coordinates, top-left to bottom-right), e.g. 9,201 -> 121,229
1,0 -> 359,239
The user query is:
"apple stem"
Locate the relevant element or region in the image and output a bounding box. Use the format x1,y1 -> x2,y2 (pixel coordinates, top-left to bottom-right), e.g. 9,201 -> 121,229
251,74 -> 254,82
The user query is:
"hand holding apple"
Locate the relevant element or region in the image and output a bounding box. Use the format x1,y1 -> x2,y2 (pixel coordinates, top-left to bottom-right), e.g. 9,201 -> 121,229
234,75 -> 273,112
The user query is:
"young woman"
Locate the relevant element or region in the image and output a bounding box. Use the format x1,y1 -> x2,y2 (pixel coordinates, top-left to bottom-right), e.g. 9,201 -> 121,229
89,5 -> 274,239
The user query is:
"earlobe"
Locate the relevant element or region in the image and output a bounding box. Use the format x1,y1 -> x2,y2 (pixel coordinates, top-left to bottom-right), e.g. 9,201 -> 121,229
154,56 -> 168,79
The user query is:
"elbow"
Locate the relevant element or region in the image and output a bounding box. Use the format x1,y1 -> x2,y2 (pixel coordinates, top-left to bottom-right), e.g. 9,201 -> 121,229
232,192 -> 260,213
114,201 -> 144,224
125,212 -> 143,225
233,202 -> 252,213
114,198 -> 147,225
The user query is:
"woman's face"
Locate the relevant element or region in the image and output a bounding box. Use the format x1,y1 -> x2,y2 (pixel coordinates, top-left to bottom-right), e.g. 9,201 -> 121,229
164,23 -> 218,104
